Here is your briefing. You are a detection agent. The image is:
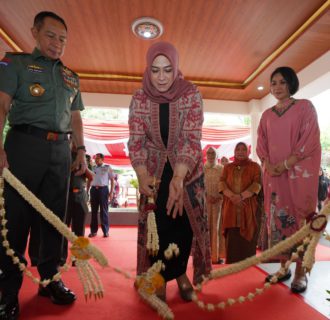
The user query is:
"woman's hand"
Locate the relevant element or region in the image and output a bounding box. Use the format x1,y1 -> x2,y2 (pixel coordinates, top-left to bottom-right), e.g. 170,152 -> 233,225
274,161 -> 286,175
166,176 -> 184,218
224,189 -> 240,204
264,160 -> 280,176
241,190 -> 253,200
230,194 -> 241,205
137,173 -> 155,196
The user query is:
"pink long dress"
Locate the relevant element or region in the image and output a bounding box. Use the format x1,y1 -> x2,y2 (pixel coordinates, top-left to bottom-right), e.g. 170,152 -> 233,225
256,99 -> 321,251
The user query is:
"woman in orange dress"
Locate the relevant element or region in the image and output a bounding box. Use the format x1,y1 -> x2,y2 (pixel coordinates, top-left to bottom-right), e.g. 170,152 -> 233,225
219,142 -> 262,263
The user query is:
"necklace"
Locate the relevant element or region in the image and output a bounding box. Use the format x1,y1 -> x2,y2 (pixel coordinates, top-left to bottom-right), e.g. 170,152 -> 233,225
272,98 -> 296,117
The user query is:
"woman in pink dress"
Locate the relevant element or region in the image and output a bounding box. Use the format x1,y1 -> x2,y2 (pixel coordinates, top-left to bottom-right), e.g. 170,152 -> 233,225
257,66 -> 321,293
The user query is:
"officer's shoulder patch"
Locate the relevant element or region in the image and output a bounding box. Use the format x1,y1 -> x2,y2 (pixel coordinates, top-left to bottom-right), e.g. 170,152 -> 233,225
0,52 -> 27,66
3,52 -> 29,63
62,65 -> 79,78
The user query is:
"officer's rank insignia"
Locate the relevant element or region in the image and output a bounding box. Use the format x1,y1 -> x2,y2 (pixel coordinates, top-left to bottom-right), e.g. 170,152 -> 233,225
27,64 -> 44,73
29,83 -> 45,96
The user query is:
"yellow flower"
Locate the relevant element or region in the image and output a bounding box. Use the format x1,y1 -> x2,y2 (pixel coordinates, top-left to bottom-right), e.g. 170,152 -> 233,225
74,236 -> 90,248
151,273 -> 165,289
70,237 -> 91,260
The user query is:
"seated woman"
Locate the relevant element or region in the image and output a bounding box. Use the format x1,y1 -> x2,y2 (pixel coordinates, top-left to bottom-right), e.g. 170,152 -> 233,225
219,142 -> 262,263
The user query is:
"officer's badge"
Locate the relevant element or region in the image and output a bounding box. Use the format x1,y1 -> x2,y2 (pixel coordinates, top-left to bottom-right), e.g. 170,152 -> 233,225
29,83 -> 45,96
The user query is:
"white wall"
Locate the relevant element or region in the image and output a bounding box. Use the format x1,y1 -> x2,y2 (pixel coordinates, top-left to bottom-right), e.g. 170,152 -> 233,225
252,50 -> 330,161
259,50 -> 330,111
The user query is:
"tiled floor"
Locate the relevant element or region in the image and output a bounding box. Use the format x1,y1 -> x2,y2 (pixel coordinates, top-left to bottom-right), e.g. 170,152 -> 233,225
258,261 -> 330,319
258,226 -> 330,319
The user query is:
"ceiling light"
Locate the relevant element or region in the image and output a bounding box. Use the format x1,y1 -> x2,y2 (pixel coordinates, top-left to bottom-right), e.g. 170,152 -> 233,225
257,86 -> 264,91
132,17 -> 163,40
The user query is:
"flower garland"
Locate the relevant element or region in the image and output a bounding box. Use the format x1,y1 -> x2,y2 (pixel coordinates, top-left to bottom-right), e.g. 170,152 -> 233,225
190,204 -> 329,312
0,168 -> 108,299
147,209 -> 159,255
146,178 -> 159,256
2,167 -> 328,316
136,260 -> 173,319
135,243 -> 182,319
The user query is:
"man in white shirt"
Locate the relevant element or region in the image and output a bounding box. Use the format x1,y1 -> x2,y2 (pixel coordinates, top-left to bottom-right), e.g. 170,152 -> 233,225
88,153 -> 114,237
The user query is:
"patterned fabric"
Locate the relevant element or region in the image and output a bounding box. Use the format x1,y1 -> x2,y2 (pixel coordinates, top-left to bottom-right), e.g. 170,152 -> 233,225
204,163 -> 224,262
219,160 -> 261,241
257,99 -> 321,255
128,85 -> 211,284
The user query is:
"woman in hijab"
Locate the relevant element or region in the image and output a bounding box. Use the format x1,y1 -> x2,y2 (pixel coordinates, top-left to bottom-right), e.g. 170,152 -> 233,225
219,142 -> 262,263
128,42 -> 211,302
204,147 -> 225,264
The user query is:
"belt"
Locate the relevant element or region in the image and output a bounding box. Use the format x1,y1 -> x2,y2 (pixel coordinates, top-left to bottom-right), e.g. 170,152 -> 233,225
92,186 -> 107,189
12,125 -> 68,141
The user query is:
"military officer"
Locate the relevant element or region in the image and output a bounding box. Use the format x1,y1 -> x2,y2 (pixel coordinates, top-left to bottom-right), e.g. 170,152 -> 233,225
61,137 -> 94,265
0,11 -> 86,319
88,153 -> 114,238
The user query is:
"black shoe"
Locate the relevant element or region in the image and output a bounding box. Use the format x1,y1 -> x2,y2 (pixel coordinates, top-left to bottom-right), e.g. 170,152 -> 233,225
38,280 -> 76,305
0,295 -> 19,320
88,233 -> 97,238
103,233 -> 109,238
265,269 -> 292,283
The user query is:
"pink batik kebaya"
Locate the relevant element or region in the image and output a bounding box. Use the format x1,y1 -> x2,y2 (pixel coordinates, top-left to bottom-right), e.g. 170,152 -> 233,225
257,99 -> 321,252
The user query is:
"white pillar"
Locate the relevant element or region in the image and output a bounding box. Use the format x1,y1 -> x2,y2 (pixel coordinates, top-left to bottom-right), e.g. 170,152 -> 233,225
248,99 -> 262,162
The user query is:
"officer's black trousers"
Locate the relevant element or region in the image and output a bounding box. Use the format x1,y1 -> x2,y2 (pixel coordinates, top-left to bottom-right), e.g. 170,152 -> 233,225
0,129 -> 70,295
62,190 -> 88,262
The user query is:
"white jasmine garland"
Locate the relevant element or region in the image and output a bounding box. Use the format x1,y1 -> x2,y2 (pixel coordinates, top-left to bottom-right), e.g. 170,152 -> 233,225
147,211 -> 159,255
2,168 -> 328,317
164,243 -> 180,260
0,169 -> 108,299
190,203 -> 330,313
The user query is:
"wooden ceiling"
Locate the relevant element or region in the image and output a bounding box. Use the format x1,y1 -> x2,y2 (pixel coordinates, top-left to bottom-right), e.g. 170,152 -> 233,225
0,0 -> 329,102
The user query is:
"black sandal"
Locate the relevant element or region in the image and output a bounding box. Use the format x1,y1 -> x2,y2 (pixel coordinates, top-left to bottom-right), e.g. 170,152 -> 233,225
265,269 -> 292,283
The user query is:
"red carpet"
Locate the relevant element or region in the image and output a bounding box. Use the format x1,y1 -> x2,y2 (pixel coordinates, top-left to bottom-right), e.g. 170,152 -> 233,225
18,227 -> 328,319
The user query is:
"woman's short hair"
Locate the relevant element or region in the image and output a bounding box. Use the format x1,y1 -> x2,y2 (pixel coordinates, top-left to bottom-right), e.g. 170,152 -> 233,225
271,66 -> 299,95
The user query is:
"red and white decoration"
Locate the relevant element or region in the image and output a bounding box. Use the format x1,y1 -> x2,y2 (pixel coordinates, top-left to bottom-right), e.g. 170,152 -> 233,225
83,118 -> 251,168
